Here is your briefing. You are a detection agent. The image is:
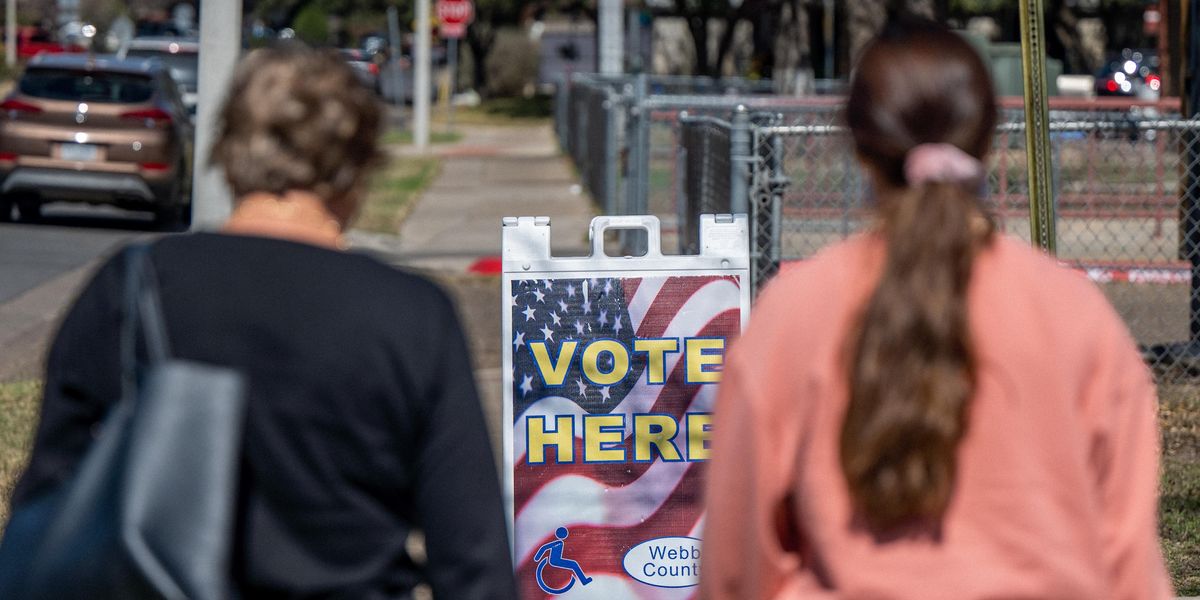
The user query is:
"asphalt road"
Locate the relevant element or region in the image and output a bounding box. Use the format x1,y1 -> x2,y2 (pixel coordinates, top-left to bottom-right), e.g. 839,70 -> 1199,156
0,204 -> 161,381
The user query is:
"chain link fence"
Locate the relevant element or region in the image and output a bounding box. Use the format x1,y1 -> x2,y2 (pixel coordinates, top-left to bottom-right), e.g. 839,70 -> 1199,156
744,99 -> 1200,381
555,73 -> 838,251
677,115 -> 734,255
556,75 -> 1200,380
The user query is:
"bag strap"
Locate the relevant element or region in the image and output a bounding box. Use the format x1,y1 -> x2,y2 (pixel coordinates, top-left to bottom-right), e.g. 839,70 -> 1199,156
120,243 -> 172,398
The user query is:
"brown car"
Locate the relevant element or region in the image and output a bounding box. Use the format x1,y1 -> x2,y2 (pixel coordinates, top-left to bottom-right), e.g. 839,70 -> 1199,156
0,53 -> 193,226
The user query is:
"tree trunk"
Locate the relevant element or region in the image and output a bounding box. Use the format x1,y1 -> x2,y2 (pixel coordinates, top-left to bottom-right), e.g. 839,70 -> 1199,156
688,15 -> 712,77
465,27 -> 493,93
714,16 -> 741,77
905,0 -> 935,19
846,0 -> 886,68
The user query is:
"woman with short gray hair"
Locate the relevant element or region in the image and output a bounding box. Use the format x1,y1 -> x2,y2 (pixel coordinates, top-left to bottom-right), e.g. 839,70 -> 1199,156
10,44 -> 517,599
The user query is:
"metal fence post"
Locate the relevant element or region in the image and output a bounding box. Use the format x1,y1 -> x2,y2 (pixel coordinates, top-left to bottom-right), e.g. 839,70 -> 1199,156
729,106 -> 751,215
767,127 -> 788,288
675,110 -> 690,254
1018,0 -> 1056,253
633,73 -> 650,217
604,90 -> 621,217
555,75 -> 570,150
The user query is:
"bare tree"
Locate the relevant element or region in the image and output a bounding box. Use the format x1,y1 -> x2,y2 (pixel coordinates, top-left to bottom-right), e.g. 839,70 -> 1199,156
847,0 -> 935,67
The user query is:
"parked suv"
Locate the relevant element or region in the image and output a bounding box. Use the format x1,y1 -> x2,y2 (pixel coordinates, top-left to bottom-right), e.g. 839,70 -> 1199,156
122,37 -> 199,115
0,54 -> 193,226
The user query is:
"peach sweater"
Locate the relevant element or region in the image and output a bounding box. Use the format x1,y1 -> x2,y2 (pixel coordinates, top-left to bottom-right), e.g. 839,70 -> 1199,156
700,234 -> 1172,599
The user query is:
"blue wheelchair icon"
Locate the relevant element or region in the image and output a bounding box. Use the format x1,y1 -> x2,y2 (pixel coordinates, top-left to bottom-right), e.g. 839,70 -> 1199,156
533,527 -> 593,595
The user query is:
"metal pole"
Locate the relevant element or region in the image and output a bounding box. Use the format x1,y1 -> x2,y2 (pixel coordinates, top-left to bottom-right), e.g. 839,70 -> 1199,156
822,0 -> 834,77
603,91 -> 620,216
729,106 -> 751,215
5,0 -> 15,70
1019,0 -> 1056,253
191,0 -> 242,229
598,0 -> 623,75
633,73 -> 649,216
1186,0 -> 1200,344
414,0 -> 432,151
387,6 -> 405,107
448,37 -> 457,132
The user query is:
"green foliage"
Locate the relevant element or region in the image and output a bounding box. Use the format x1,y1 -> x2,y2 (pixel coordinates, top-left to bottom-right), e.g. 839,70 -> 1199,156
293,4 -> 331,45
484,29 -> 540,97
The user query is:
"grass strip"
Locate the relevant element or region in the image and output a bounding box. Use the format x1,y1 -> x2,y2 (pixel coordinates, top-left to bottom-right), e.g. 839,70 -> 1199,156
381,129 -> 463,146
355,155 -> 440,234
1160,384 -> 1200,595
0,380 -> 40,526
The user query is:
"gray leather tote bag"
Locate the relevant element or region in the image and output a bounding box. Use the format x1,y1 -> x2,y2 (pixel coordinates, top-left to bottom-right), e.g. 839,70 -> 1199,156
0,243 -> 246,599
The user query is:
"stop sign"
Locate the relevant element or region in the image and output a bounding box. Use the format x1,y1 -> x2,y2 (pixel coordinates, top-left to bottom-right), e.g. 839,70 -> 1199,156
436,0 -> 474,38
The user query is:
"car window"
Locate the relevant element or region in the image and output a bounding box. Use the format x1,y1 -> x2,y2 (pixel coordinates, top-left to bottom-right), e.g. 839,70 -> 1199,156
126,49 -> 198,92
19,69 -> 156,103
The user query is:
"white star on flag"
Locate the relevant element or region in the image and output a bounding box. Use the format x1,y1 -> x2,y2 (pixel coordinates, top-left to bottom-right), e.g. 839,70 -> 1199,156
540,324 -> 555,342
513,331 -> 525,350
533,289 -> 546,303
550,312 -> 562,326
599,386 -> 611,401
519,374 -> 533,397
522,305 -> 536,321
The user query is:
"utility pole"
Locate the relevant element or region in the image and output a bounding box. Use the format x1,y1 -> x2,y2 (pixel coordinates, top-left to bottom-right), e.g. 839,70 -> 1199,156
414,0 -> 432,150
191,0 -> 242,228
598,0 -> 622,74
6,0 -> 15,70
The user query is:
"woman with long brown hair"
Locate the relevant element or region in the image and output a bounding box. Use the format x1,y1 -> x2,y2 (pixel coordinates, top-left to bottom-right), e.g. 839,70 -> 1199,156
700,16 -> 1171,599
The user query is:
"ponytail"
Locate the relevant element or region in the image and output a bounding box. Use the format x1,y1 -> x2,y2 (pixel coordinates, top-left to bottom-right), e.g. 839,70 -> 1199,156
840,182 -> 993,531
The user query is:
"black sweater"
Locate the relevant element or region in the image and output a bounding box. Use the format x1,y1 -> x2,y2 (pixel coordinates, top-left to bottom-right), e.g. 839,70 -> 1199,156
12,233 -> 517,599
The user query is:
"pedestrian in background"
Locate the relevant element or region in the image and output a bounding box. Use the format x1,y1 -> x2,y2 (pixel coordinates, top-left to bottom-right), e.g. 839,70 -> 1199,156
700,16 -> 1172,600
8,44 -> 517,599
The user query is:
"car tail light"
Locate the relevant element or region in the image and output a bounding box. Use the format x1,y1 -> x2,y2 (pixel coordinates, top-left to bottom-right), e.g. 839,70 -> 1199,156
1147,74 -> 1162,91
0,99 -> 42,114
1106,79 -> 1118,93
0,152 -> 17,162
139,162 -> 171,172
369,62 -> 380,76
121,108 -> 173,126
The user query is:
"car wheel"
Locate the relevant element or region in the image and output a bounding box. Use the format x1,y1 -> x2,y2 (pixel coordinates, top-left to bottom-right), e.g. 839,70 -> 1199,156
153,202 -> 183,230
153,167 -> 187,230
16,199 -> 40,223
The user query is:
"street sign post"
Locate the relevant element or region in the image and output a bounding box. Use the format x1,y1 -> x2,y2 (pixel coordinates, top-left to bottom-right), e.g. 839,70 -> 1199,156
437,0 -> 473,132
436,0 -> 474,38
1018,0 -> 1055,254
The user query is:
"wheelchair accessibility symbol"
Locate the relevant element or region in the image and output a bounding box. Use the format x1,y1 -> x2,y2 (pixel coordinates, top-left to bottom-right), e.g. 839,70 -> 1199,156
534,527 -> 593,594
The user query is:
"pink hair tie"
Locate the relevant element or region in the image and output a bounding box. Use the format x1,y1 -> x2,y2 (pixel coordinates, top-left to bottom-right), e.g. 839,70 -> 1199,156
903,143 -> 984,187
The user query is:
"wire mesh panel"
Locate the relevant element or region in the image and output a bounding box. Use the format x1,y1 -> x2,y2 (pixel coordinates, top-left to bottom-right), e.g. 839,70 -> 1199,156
678,116 -> 733,254
744,99 -> 1200,381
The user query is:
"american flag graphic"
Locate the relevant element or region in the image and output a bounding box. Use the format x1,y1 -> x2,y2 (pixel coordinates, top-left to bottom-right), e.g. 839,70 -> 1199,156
508,274 -> 743,599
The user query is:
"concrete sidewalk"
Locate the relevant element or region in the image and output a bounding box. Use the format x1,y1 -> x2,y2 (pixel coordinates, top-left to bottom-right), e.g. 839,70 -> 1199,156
349,122 -> 596,273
